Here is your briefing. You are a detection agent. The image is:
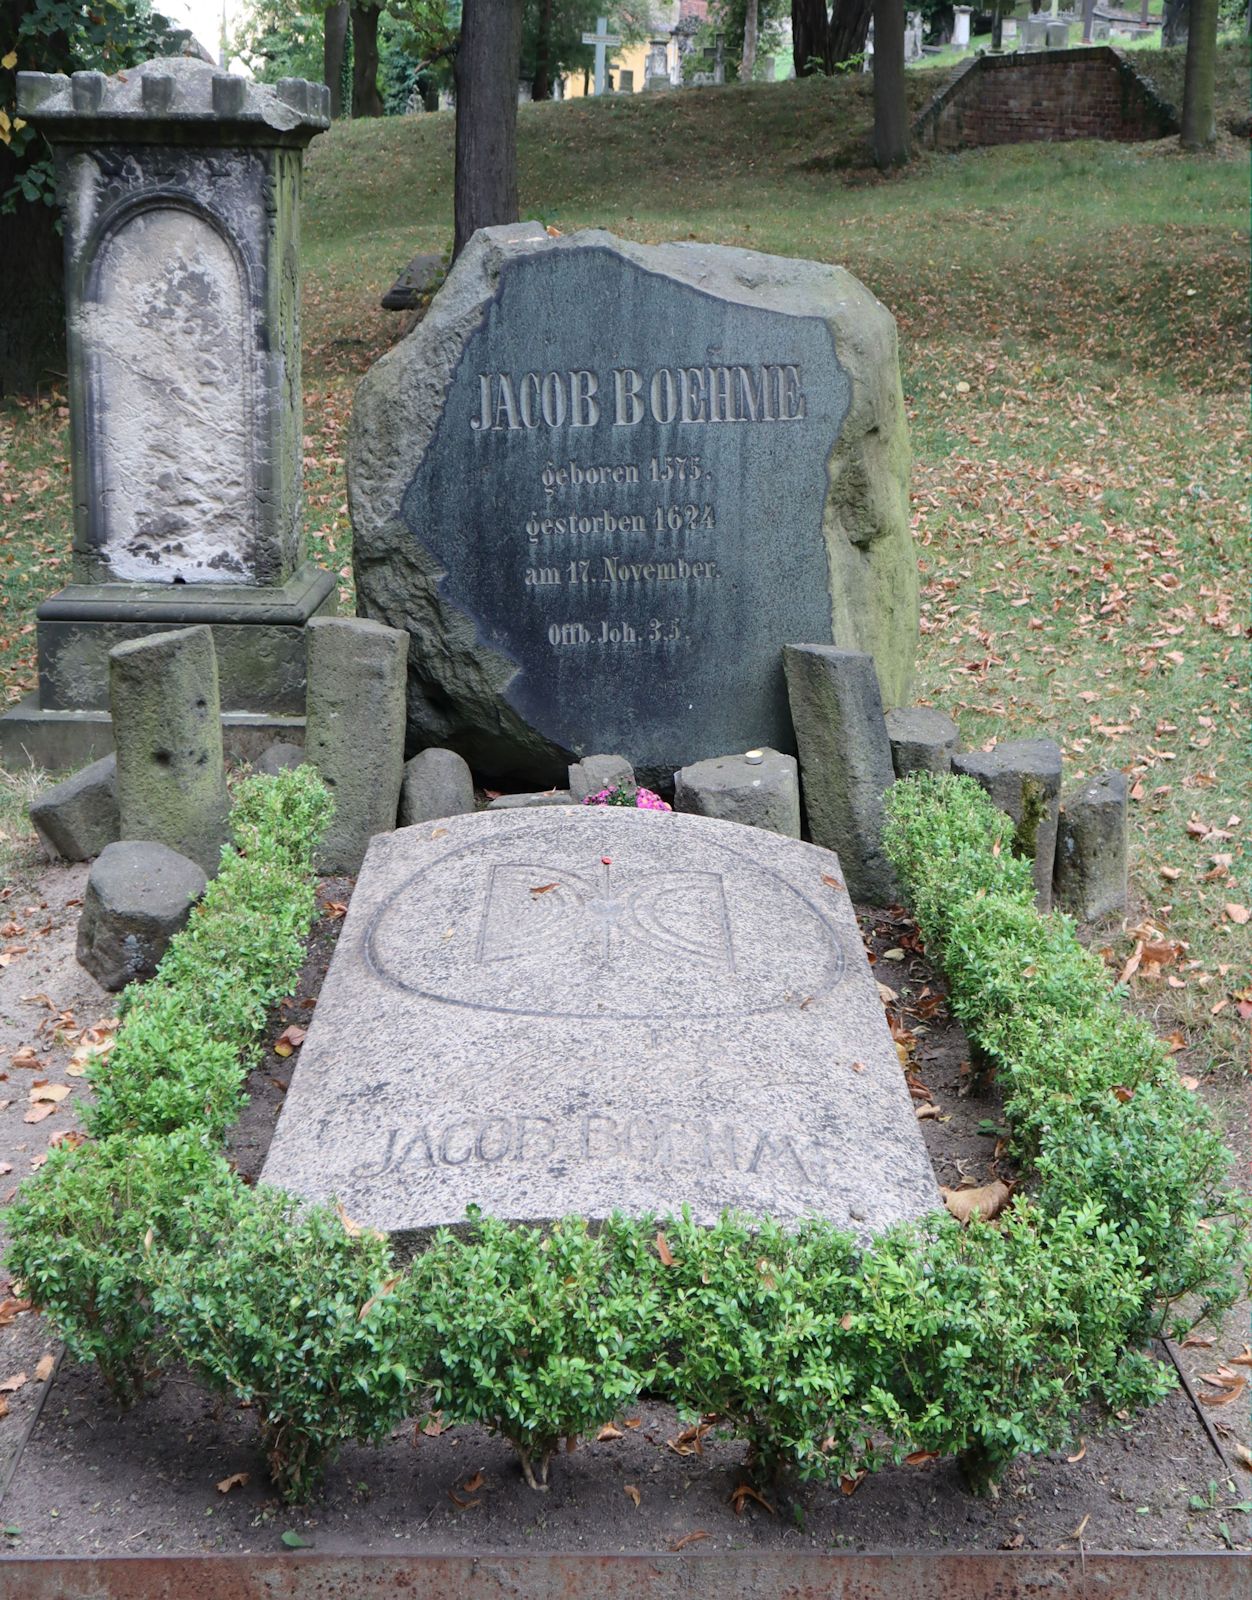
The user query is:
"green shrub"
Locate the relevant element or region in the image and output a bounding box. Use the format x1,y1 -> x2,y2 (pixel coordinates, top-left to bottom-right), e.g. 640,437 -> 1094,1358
5,1131 -> 239,1405
855,1204 -> 1172,1489
655,1210 -> 873,1483
408,1210 -> 653,1489
87,766 -> 331,1139
882,773 -> 1252,1385
151,1189 -> 409,1502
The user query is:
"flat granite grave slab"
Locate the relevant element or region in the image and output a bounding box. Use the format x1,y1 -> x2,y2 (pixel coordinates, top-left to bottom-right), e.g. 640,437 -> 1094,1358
261,808 -> 941,1243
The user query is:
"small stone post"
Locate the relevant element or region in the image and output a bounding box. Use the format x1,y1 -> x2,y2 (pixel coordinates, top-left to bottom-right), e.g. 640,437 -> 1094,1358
305,618 -> 409,874
952,739 -> 1063,911
109,626 -> 229,874
783,646 -> 899,904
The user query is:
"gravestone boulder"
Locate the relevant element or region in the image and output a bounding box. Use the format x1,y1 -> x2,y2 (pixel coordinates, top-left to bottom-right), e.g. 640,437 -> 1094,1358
261,808 -> 941,1246
350,225 -> 917,787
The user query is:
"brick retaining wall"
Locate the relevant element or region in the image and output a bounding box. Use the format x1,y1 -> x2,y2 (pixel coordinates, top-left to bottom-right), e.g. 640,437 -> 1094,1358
913,48 -> 1179,151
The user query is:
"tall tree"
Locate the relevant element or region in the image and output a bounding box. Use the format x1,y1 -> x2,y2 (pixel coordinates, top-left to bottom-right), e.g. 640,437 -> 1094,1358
741,0 -> 758,76
351,0 -> 385,113
871,0 -> 907,168
1180,0 -> 1217,147
453,0 -> 523,258
324,0 -> 349,115
791,0 -> 872,76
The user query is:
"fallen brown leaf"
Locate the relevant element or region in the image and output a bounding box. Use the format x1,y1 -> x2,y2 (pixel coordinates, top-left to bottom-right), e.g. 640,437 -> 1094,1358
1070,1514 -> 1090,1541
33,1354 -> 55,1382
0,1373 -> 27,1394
272,1026 -> 306,1058
462,1471 -> 485,1493
596,1423 -> 623,1441
624,1483 -> 641,1507
668,1530 -> 708,1552
529,883 -> 559,896
1223,903 -> 1250,926
916,1103 -> 943,1120
1232,1442 -> 1252,1472
655,1231 -> 675,1267
729,1482 -> 776,1516
446,1490 -> 481,1510
0,1299 -> 31,1327
29,1083 -> 69,1103
1180,1333 -> 1216,1349
1228,1346 -> 1252,1367
821,873 -> 844,891
421,1411 -> 444,1436
1066,1440 -> 1087,1463
839,1471 -> 866,1495
941,1180 -> 1012,1225
22,1104 -> 56,1124
903,1450 -> 939,1467
357,1273 -> 401,1322
216,1472 -> 249,1494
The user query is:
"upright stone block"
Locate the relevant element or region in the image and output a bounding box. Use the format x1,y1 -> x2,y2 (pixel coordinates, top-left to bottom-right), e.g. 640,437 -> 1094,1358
884,706 -> 960,778
29,753 -> 119,861
674,749 -> 801,838
399,747 -> 476,827
305,617 -> 408,873
1054,769 -> 1128,923
1,59 -> 334,773
952,739 -> 1063,911
783,646 -> 898,904
568,754 -> 636,803
109,626 -> 229,875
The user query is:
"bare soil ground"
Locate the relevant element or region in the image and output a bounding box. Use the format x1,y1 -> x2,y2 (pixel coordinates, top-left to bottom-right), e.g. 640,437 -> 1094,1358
0,859 -> 1247,1558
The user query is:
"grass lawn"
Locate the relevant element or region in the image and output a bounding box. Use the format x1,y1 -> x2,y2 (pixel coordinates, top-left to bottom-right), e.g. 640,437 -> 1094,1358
1,43 -> 1248,1064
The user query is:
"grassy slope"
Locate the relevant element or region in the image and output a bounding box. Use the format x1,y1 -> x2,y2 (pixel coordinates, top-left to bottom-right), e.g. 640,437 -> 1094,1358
1,44 -> 1249,1059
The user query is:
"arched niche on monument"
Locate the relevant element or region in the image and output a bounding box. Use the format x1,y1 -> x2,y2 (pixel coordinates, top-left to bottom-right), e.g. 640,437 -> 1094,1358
83,200 -> 256,584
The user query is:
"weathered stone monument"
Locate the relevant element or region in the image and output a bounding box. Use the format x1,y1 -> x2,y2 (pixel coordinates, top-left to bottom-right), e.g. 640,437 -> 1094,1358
262,808 -> 941,1243
0,58 -> 334,772
350,225 -> 917,786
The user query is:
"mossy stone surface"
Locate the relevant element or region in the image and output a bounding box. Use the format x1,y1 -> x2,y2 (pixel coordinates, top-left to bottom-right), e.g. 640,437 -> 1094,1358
108,625 -> 229,875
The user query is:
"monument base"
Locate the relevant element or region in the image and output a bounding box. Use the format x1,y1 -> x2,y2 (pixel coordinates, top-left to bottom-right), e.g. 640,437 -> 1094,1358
0,697 -> 309,775
34,562 -> 337,717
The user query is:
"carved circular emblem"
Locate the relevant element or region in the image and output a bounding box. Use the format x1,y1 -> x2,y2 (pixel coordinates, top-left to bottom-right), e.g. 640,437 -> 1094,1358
365,815 -> 847,1021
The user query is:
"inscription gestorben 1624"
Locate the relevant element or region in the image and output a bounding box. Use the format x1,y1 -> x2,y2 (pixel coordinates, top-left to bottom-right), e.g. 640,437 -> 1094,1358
349,228 -> 920,785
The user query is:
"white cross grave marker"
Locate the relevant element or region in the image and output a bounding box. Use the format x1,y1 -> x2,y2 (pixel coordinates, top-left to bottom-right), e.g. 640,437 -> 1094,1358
581,16 -> 623,96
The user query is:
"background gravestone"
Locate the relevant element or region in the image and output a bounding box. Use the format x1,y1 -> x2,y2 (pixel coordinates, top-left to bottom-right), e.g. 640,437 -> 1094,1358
350,225 -> 918,786
0,58 -> 335,774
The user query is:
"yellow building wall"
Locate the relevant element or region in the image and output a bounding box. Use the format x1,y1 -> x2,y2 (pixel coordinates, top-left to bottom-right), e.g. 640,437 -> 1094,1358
559,40 -> 656,98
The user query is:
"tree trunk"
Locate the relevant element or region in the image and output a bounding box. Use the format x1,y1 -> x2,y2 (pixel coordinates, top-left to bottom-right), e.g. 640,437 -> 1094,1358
532,0 -> 554,99
742,0 -> 760,78
792,0 -> 830,74
350,2 -> 384,117
1162,0 -> 1188,47
0,161 -> 65,398
324,1 -> 349,117
1180,0 -> 1217,146
453,0 -> 524,259
872,0 -> 909,168
829,0 -> 875,67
